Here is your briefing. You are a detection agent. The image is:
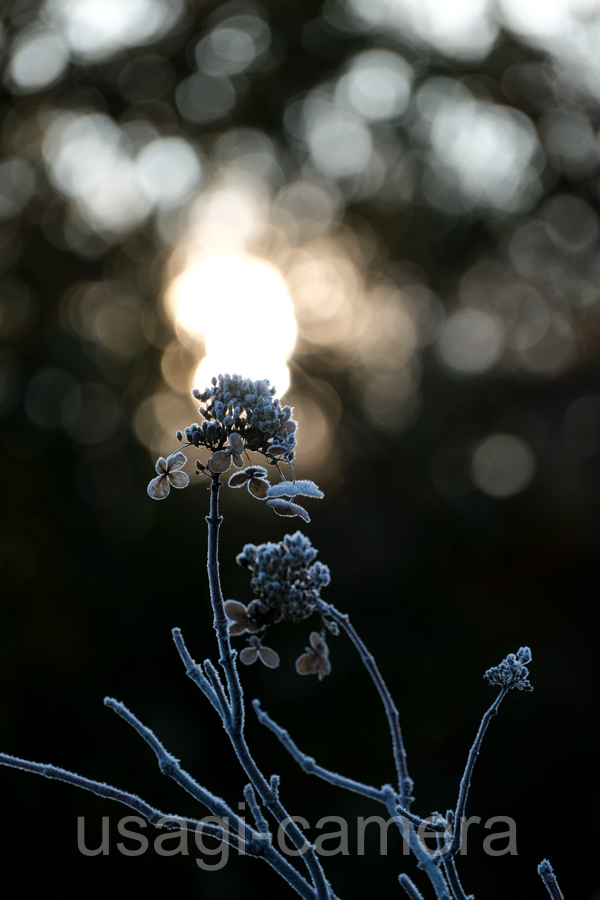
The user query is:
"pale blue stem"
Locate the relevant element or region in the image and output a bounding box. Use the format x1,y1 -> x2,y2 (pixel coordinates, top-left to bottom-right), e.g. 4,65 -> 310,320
449,688 -> 508,858
253,699 -> 442,833
538,860 -> 565,900
399,874 -> 426,900
0,751 -> 221,838
316,600 -> 413,806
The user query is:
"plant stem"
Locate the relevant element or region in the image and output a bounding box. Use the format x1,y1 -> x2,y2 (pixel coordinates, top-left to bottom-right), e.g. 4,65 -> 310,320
448,687 -> 508,857
317,600 -> 413,806
538,860 -> 565,900
199,477 -> 334,900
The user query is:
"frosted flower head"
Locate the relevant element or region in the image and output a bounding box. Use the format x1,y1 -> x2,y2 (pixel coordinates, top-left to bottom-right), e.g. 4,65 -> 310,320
484,646 -> 533,691
236,531 -> 330,625
147,452 -> 189,500
296,631 -> 331,680
239,635 -> 280,669
191,374 -> 297,462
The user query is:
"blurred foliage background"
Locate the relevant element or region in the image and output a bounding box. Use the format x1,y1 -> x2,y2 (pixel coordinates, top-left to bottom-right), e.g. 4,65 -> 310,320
0,0 -> 599,897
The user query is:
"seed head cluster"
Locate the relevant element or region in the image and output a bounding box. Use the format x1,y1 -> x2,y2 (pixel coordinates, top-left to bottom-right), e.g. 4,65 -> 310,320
484,646 -> 533,691
237,531 -> 330,626
186,374 -> 297,461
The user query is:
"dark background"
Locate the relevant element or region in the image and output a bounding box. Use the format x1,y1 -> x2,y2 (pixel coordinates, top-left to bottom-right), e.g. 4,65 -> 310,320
0,0 -> 599,898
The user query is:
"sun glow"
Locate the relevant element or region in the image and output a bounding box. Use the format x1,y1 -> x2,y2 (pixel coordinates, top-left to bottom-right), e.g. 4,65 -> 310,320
166,255 -> 297,396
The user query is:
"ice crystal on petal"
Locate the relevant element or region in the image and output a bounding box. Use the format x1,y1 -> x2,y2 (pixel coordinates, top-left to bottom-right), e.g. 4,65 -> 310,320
236,532 -> 330,625
266,480 -> 324,500
147,452 -> 189,500
484,646 -> 533,691
296,632 -> 331,680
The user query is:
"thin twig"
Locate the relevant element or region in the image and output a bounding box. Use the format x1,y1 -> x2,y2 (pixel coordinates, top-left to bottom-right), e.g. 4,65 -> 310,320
399,874 -> 426,900
448,688 -> 508,857
538,860 -> 565,900
253,699 -> 443,833
104,697 -> 245,833
316,600 -> 413,806
0,752 -> 223,839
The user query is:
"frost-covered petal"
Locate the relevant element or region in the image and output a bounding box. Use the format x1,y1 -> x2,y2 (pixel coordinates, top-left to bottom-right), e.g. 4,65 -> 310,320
258,646 -> 280,668
309,631 -> 328,653
224,600 -> 248,622
267,480 -> 323,500
248,478 -> 269,500
296,652 -> 320,676
155,456 -> 168,475
209,450 -> 232,473
168,470 -> 189,489
166,451 -> 187,472
232,453 -> 245,468
267,498 -> 310,522
317,657 -> 332,680
240,647 -> 259,665
267,444 -> 287,455
229,433 -> 244,455
229,472 -> 250,488
147,473 -> 170,500
246,466 -> 267,477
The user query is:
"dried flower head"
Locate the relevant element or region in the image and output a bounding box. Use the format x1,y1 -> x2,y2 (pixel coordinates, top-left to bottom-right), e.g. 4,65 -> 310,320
190,374 -> 297,462
224,600 -> 264,635
239,635 -> 280,669
228,466 -> 270,499
147,452 -> 189,500
296,632 -> 331,680
484,646 -> 533,692
236,531 -> 330,625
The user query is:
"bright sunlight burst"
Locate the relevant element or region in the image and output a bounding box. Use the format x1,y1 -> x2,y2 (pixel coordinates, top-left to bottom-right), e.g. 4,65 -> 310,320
166,255 -> 298,396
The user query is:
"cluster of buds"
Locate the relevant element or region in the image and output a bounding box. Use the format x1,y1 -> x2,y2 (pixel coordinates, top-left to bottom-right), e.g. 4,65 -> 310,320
224,532 -> 334,677
484,647 -> 533,691
192,374 -> 297,463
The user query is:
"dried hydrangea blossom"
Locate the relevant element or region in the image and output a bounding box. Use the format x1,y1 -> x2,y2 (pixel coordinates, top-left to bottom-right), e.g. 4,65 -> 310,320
239,635 -> 280,668
189,374 -> 297,462
296,632 -> 331,680
147,452 -> 189,500
228,466 -> 270,499
236,531 -> 330,625
484,646 -> 533,691
224,600 -> 264,635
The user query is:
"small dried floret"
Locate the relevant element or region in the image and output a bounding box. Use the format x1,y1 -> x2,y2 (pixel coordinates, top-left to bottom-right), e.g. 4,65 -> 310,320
228,466 -> 270,499
147,452 -> 189,500
484,646 -> 533,692
208,432 -> 245,473
296,632 -> 331,680
224,600 -> 263,635
240,635 -> 280,669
